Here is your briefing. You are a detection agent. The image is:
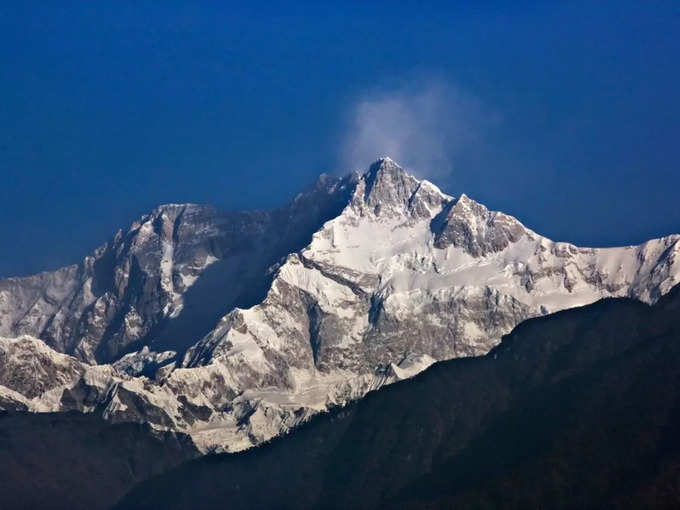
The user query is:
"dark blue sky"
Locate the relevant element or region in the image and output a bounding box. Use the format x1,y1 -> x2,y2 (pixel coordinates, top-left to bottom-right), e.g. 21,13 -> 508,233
1,2 -> 679,276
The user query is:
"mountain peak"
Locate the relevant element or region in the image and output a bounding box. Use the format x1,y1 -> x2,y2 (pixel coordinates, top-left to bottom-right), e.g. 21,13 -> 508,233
364,156 -> 408,181
357,157 -> 421,214
148,203 -> 210,222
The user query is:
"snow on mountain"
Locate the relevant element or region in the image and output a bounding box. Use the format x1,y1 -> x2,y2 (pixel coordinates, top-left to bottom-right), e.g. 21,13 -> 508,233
1,157 -> 679,452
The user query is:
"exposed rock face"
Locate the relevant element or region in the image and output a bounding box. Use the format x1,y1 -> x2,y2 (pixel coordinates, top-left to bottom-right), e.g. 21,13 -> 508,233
1,157 -> 679,452
432,193 -> 527,255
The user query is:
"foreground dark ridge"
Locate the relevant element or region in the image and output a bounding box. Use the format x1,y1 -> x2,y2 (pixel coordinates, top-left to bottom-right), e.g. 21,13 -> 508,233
115,284 -> 680,510
0,412 -> 198,510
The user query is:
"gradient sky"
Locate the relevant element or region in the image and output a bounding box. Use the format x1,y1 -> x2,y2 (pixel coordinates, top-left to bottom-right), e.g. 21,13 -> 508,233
1,2 -> 679,276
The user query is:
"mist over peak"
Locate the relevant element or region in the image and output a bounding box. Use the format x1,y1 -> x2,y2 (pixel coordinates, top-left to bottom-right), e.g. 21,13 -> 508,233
338,81 -> 497,180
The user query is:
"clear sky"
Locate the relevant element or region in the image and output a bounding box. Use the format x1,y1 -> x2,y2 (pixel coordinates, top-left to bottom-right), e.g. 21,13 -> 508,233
1,2 -> 679,276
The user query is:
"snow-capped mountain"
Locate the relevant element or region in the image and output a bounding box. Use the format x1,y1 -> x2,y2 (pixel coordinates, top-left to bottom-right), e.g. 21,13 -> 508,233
1,157 -> 679,452
0,175 -> 354,365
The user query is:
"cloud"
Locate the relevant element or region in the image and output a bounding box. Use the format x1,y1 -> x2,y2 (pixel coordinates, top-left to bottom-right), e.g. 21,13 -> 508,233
338,81 -> 496,179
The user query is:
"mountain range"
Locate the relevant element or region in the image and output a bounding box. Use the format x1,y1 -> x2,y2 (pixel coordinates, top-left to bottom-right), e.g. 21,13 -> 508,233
1,157 -> 679,454
114,283 -> 680,510
4,284 -> 679,509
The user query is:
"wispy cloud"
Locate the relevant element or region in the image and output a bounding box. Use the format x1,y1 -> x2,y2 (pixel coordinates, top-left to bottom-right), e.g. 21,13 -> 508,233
338,80 -> 497,179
